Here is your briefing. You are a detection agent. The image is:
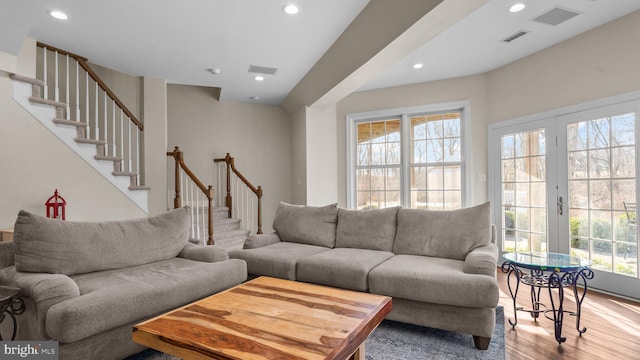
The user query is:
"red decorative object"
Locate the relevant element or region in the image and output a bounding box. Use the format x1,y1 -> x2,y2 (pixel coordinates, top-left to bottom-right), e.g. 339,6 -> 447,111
45,189 -> 66,220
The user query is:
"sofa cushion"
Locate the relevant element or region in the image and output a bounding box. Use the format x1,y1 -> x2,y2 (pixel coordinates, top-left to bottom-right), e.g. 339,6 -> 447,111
229,242 -> 330,280
335,207 -> 399,252
368,255 -> 499,308
272,202 -> 338,248
296,248 -> 394,291
13,207 -> 191,276
393,202 -> 491,260
46,257 -> 247,343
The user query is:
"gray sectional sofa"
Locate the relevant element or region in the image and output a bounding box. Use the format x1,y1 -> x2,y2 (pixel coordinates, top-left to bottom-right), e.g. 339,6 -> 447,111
229,202 -> 500,349
0,207 -> 247,360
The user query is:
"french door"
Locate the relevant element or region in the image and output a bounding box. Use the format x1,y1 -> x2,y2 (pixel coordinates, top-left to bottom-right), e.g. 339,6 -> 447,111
490,100 -> 640,298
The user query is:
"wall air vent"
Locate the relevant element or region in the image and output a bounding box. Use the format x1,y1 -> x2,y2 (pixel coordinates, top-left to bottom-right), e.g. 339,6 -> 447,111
532,7 -> 581,26
502,30 -> 529,43
248,65 -> 278,75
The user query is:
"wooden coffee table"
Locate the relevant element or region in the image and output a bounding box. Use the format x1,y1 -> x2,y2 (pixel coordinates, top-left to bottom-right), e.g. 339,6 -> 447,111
133,277 -> 392,360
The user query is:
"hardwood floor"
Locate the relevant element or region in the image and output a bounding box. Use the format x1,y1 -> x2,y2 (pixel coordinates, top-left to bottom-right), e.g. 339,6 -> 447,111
497,269 -> 640,359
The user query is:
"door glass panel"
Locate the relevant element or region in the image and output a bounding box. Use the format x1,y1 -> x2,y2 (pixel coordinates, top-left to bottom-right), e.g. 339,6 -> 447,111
501,129 -> 547,253
567,114 -> 637,277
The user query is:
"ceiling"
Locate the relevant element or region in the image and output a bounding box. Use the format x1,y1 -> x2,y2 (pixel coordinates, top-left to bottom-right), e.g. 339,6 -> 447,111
2,0 -> 640,105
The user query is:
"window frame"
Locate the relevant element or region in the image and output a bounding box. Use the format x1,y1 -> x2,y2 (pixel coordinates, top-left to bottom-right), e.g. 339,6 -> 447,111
346,101 -> 471,210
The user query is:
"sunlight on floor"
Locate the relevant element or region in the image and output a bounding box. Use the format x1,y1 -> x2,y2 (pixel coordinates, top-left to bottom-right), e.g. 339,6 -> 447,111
584,300 -> 640,336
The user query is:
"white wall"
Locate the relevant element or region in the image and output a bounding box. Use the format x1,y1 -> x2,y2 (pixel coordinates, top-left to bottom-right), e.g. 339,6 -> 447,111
487,10 -> 640,123
167,84 -> 292,233
336,74 -> 490,208
306,106 -> 338,205
333,10 -> 640,209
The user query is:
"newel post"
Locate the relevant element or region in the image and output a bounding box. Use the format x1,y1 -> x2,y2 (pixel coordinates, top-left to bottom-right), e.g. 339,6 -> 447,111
167,146 -> 182,209
256,186 -> 263,234
206,185 -> 214,245
225,153 -> 233,218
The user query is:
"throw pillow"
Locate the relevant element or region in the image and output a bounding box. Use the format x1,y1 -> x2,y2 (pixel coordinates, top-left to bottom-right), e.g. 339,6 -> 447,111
13,207 -> 191,275
272,202 -> 338,248
393,202 -> 492,260
335,207 -> 399,252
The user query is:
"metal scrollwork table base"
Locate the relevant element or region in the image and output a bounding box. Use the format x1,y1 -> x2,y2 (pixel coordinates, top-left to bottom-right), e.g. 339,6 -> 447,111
0,286 -> 26,340
502,252 -> 594,344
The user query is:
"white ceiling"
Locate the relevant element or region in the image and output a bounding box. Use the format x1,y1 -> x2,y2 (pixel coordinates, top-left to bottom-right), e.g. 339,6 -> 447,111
2,0 -> 640,105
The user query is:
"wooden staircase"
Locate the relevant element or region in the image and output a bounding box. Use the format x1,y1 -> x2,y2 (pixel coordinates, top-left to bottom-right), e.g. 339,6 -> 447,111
10,73 -> 149,211
210,207 -> 249,251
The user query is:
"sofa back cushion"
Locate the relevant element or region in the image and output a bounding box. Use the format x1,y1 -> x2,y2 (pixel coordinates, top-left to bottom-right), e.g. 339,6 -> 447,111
393,202 -> 491,260
335,207 -> 399,251
13,207 -> 191,275
272,202 -> 338,248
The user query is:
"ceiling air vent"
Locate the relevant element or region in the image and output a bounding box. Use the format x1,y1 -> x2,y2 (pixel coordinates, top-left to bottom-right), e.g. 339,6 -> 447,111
248,65 -> 278,75
502,30 -> 529,43
532,7 -> 581,26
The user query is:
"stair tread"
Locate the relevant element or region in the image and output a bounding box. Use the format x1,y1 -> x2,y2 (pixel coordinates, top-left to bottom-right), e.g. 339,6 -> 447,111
113,171 -> 138,176
129,185 -> 150,191
10,74 -> 44,86
215,218 -> 241,224
53,118 -> 87,127
29,96 -> 66,108
213,229 -> 250,239
95,155 -> 122,162
76,138 -> 106,145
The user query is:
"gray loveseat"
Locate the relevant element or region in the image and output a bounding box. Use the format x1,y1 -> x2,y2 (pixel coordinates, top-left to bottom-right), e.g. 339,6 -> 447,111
0,207 -> 247,359
229,202 -> 499,349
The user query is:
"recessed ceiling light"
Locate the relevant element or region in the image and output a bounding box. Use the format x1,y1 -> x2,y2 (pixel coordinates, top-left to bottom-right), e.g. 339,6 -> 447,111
283,4 -> 300,15
254,75 -> 265,81
49,10 -> 68,20
412,63 -> 424,69
509,3 -> 526,13
249,96 -> 260,100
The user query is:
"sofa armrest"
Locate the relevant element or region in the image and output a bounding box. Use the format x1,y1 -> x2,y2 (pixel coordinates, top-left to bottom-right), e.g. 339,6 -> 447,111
0,266 -> 80,337
463,243 -> 499,277
243,232 -> 282,249
0,242 -> 14,269
178,243 -> 229,262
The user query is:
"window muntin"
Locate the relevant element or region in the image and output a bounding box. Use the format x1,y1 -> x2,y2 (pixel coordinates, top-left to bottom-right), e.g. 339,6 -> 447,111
351,107 -> 466,211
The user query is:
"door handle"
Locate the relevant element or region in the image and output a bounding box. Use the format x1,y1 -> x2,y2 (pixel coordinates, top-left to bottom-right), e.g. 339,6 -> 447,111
557,196 -> 563,215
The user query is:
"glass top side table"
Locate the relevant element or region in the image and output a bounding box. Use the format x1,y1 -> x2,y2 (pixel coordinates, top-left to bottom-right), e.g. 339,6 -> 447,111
501,252 -> 594,344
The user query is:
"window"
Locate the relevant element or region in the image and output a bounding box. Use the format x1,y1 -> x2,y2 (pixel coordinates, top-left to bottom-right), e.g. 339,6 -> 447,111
347,102 -> 469,210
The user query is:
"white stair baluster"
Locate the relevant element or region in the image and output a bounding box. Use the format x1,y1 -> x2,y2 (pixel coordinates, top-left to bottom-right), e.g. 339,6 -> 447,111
65,54 -> 70,120
196,189 -> 201,241
128,116 -> 132,172
85,72 -> 90,138
75,59 -> 80,122
54,51 -> 59,102
43,47 -> 48,99
95,82 -> 99,140
119,109 -> 124,167
136,128 -> 140,178
112,100 -> 117,158
102,91 -> 109,150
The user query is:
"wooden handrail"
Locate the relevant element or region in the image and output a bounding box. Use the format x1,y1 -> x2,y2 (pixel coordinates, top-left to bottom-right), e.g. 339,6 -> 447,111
214,153 -> 263,234
168,146 -> 214,245
37,42 -> 143,131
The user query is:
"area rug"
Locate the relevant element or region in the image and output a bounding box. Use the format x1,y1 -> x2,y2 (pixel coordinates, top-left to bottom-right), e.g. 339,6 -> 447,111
127,306 -> 504,360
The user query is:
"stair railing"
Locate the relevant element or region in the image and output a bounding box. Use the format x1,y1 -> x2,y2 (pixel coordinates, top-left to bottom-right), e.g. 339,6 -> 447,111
167,147 -> 214,245
36,42 -> 144,184
214,153 -> 263,234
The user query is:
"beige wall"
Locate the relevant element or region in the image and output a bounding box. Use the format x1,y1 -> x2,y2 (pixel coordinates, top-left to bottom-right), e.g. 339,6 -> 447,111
336,74 -> 490,207
306,105 -> 339,206
334,10 -> 640,209
142,77 -> 168,215
0,70 -> 146,227
167,84 -> 292,233
487,10 -> 640,123
291,107 -> 307,205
